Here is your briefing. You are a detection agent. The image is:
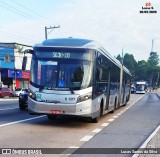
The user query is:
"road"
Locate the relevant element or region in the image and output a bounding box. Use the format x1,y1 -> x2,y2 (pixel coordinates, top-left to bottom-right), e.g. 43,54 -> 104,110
0,93 -> 159,157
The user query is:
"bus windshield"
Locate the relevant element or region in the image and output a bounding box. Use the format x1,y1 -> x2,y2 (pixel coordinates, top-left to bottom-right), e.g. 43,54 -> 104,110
30,49 -> 93,90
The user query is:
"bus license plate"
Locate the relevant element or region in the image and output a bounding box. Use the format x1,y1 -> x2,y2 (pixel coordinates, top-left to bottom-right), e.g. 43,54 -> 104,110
51,110 -> 61,114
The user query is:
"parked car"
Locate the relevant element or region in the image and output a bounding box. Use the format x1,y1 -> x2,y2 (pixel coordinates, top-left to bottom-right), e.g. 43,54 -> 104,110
19,89 -> 28,110
0,87 -> 12,98
131,86 -> 136,94
12,88 -> 28,97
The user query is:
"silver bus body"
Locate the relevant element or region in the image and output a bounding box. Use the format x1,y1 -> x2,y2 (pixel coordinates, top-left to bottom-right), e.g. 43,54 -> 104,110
27,38 -> 132,122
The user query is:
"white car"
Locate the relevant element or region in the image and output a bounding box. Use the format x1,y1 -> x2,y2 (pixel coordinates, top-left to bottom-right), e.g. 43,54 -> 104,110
12,88 -> 28,97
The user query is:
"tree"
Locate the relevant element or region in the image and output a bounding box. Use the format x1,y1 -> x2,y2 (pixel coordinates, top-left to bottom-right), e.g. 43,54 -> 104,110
147,52 -> 159,66
123,53 -> 137,76
15,45 -> 24,55
147,52 -> 160,88
117,53 -> 137,76
116,51 -> 160,87
116,54 -> 123,63
135,60 -> 148,81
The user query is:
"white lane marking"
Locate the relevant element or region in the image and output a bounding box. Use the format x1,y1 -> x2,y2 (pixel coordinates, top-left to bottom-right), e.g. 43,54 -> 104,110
117,113 -> 122,116
76,95 -> 147,150
69,146 -> 79,148
132,125 -> 160,157
130,94 -> 145,106
108,118 -> 114,122
0,107 -> 19,111
0,99 -> 18,101
80,135 -> 93,141
92,128 -> 102,133
101,123 -> 109,127
0,115 -> 46,128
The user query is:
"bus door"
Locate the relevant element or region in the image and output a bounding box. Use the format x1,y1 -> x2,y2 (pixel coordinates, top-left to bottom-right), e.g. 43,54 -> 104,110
122,82 -> 125,104
93,54 -> 111,112
97,61 -> 111,111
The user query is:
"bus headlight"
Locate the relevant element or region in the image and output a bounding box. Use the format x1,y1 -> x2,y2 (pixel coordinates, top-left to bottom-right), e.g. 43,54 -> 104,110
28,90 -> 36,100
77,93 -> 92,103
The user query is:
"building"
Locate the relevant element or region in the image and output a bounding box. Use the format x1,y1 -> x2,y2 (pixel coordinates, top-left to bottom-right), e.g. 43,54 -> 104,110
0,43 -> 32,90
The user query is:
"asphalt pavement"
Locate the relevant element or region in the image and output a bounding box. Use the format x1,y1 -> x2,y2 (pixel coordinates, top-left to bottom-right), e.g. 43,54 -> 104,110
137,90 -> 160,157
70,91 -> 160,157
1,91 -> 160,157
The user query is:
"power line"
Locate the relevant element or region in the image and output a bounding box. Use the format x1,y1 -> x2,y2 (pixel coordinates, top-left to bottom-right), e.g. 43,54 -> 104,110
10,0 -> 66,37
11,0 -> 51,24
0,1 -> 67,43
0,30 -> 39,42
0,32 -> 36,46
0,0 -> 35,19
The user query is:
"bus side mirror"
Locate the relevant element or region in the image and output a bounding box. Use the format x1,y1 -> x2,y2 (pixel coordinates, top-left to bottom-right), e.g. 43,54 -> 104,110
24,49 -> 34,54
22,56 -> 27,70
22,49 -> 33,70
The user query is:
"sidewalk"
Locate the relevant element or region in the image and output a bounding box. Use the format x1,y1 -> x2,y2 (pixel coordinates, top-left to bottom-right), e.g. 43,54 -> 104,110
137,89 -> 160,157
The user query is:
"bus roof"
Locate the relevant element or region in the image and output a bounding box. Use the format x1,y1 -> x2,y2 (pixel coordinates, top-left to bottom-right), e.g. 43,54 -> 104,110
35,38 -> 100,49
34,38 -> 132,76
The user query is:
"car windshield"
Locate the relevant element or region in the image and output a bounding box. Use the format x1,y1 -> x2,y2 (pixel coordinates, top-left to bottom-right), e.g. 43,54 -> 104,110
15,88 -> 22,91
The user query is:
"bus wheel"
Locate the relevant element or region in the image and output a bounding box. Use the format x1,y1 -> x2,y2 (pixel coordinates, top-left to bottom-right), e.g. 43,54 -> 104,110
91,102 -> 103,123
123,98 -> 127,106
19,102 -> 26,111
111,99 -> 116,113
47,115 -> 57,120
91,116 -> 99,123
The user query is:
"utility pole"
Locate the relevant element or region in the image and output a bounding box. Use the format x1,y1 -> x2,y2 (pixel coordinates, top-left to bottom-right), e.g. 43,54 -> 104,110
151,39 -> 154,52
149,39 -> 154,92
45,25 -> 60,39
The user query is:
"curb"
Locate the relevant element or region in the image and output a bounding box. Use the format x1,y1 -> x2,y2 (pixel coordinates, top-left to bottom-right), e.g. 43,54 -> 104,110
156,93 -> 160,99
132,125 -> 160,157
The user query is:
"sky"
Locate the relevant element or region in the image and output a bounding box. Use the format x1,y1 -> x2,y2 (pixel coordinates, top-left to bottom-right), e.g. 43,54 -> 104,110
0,0 -> 160,62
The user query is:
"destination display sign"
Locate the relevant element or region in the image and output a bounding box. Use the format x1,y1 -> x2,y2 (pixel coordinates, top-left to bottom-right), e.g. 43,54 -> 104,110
35,49 -> 93,60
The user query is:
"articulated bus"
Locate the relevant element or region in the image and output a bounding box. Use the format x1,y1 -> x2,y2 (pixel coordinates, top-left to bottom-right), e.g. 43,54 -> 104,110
23,38 -> 131,123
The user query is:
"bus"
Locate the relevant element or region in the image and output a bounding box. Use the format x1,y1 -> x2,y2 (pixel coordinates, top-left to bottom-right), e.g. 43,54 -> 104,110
135,81 -> 147,94
22,38 -> 132,123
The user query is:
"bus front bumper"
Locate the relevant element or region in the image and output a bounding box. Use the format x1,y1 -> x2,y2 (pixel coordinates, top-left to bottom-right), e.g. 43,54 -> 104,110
28,97 -> 95,117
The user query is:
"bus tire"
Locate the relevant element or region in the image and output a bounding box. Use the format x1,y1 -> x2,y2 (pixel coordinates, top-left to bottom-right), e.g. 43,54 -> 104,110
111,98 -> 117,113
123,97 -> 127,106
91,100 -> 103,123
19,102 -> 26,111
47,115 -> 57,120
91,117 -> 99,123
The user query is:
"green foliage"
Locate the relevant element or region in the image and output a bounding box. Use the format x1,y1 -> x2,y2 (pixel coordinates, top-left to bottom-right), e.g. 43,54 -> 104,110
15,45 -> 24,55
116,54 -> 123,63
116,51 -> 160,87
148,52 -> 159,67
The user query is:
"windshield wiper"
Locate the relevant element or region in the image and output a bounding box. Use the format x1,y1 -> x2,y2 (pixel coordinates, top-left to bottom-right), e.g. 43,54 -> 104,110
39,87 -> 44,92
70,87 -> 75,94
